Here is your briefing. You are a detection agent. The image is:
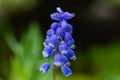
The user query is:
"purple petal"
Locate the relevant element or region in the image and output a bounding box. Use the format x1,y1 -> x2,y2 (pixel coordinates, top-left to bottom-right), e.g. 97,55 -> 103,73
50,13 -> 61,21
46,29 -> 55,37
66,39 -> 75,49
53,53 -> 69,67
59,41 -> 69,54
65,49 -> 76,60
53,54 -> 63,67
56,7 -> 63,13
43,37 -> 50,47
56,27 -> 63,36
62,12 -> 74,20
60,20 -> 68,29
64,32 -> 72,41
49,35 -> 58,48
65,24 -> 73,33
50,22 -> 58,30
42,46 -> 53,58
61,65 -> 72,77
39,62 -> 50,73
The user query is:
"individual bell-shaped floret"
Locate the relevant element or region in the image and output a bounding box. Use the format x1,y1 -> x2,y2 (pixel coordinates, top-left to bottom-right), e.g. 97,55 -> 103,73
43,37 -> 50,47
46,29 -> 55,37
66,39 -> 75,49
62,12 -> 74,20
53,53 -> 69,67
56,7 -> 63,13
57,7 -> 74,20
56,27 -> 63,36
65,49 -> 76,60
60,20 -> 68,29
50,7 -> 74,21
61,65 -> 72,77
42,46 -> 53,58
65,24 -> 73,33
59,41 -> 69,54
56,25 -> 66,38
48,35 -> 58,48
50,12 -> 61,21
50,22 -> 58,30
64,32 -> 72,41
39,62 -> 50,73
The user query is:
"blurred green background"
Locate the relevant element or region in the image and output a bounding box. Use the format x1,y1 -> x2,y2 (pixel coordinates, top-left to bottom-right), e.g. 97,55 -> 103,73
0,0 -> 120,80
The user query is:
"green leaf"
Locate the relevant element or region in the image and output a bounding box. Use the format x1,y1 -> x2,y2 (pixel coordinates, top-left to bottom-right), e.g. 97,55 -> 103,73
4,31 -> 24,59
4,21 -> 47,80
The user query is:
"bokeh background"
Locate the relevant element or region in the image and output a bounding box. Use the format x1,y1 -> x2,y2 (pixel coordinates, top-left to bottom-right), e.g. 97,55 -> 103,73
0,0 -> 120,80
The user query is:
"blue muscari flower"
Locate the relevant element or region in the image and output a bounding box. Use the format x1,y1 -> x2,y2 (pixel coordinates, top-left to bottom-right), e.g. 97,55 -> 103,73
50,22 -> 58,30
56,27 -> 63,36
62,12 -> 74,19
65,49 -> 76,60
56,7 -> 63,13
43,37 -> 50,47
65,24 -> 73,33
40,7 -> 76,77
59,41 -> 69,54
66,39 -> 75,49
50,7 -> 74,21
50,13 -> 62,21
48,35 -> 58,48
39,62 -> 50,73
46,29 -> 55,37
64,32 -> 72,41
53,53 -> 69,67
60,20 -> 68,29
61,65 -> 72,77
42,46 -> 53,58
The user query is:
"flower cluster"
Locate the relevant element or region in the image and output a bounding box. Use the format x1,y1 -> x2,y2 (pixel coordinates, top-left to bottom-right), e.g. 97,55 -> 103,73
39,7 -> 76,77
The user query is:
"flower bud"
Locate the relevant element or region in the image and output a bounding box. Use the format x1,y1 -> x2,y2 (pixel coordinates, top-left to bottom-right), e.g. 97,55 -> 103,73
50,13 -> 61,21
43,37 -> 50,47
56,27 -> 63,36
46,29 -> 54,37
42,46 -> 53,58
50,22 -> 58,30
56,7 -> 63,13
65,49 -> 76,60
60,20 -> 68,29
66,24 -> 73,33
61,65 -> 72,77
53,53 -> 69,67
62,12 -> 74,20
59,41 -> 69,54
66,39 -> 75,49
49,35 -> 58,48
64,32 -> 72,41
39,62 -> 50,73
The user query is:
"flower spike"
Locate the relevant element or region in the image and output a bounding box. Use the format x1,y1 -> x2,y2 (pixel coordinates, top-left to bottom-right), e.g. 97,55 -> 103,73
40,7 -> 76,77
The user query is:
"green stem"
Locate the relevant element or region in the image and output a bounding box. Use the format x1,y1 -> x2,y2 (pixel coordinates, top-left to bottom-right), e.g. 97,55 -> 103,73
51,64 -> 57,80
